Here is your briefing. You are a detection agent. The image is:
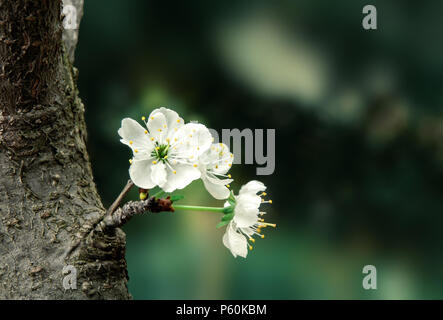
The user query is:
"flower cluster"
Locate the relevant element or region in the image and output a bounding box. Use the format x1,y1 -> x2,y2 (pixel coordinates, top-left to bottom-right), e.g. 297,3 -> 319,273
119,107 -> 233,196
119,108 -> 275,258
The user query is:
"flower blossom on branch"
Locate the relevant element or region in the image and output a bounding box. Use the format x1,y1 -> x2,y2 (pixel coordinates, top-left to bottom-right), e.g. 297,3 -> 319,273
117,107 -> 277,259
118,107 -> 212,192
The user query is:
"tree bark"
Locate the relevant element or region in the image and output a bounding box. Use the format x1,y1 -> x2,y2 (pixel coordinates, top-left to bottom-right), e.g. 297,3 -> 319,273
0,0 -> 131,299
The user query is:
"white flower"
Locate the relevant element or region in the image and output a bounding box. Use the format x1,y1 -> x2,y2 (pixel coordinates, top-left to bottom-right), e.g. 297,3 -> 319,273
118,107 -> 212,192
198,143 -> 234,200
222,181 -> 275,258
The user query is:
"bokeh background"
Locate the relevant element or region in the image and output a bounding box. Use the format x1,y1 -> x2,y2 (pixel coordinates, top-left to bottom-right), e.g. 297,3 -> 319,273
76,0 -> 443,299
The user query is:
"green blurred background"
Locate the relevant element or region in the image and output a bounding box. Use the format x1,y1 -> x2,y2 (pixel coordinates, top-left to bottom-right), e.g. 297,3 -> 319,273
76,0 -> 443,299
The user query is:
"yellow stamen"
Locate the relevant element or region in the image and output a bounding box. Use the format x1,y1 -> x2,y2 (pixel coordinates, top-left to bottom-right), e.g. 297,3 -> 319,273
139,192 -> 148,200
228,163 -> 232,167
269,200 -> 273,204
193,164 -> 198,168
152,160 -> 157,164
177,119 -> 180,123
248,245 -> 253,251
142,116 -> 146,121
164,155 -> 168,159
134,149 -> 138,153
249,238 -> 255,243
226,184 -> 230,188
260,234 -> 265,239
144,130 -> 148,134
261,222 -> 276,228
129,159 -> 132,164
156,147 -> 160,150
151,137 -> 155,141
227,174 -> 231,178
173,170 -> 177,174
129,140 -> 133,145
150,116 -> 154,120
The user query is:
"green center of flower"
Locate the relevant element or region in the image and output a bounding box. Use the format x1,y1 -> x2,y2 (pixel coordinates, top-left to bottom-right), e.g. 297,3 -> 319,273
152,143 -> 169,162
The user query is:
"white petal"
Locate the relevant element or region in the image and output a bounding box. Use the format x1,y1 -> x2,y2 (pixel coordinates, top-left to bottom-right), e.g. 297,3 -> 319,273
161,163 -> 201,192
173,123 -> 212,158
147,111 -> 167,143
239,180 -> 266,196
118,118 -> 154,155
202,177 -> 231,200
232,194 -> 261,228
157,107 -> 184,135
148,107 -> 184,142
151,162 -> 167,187
236,193 -> 262,210
129,158 -> 156,189
205,143 -> 233,174
118,118 -> 147,143
222,223 -> 248,258
233,207 -> 259,228
205,174 -> 232,186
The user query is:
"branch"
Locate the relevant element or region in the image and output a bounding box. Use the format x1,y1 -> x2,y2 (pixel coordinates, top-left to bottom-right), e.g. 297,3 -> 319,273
64,187 -> 174,259
106,179 -> 134,216
95,196 -> 175,232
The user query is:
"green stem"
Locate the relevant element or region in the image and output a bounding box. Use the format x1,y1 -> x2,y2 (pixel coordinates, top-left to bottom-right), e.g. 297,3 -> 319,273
172,204 -> 225,213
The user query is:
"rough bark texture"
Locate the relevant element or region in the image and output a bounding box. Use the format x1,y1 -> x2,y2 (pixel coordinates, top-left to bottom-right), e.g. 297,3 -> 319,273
0,0 -> 130,299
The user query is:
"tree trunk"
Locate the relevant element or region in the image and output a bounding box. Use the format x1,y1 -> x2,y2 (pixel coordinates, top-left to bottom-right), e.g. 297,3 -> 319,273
0,0 -> 131,299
